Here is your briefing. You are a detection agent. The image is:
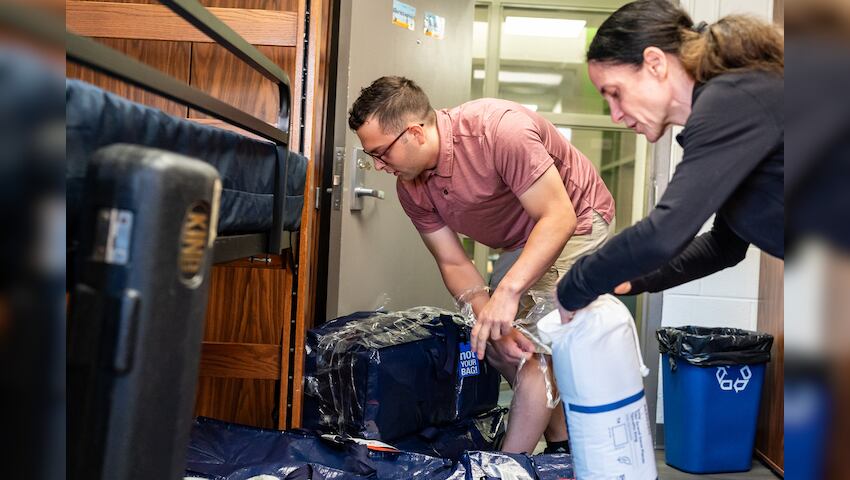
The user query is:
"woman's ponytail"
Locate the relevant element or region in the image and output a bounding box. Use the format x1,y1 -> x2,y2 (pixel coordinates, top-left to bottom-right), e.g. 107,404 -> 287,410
680,15 -> 784,82
588,0 -> 784,82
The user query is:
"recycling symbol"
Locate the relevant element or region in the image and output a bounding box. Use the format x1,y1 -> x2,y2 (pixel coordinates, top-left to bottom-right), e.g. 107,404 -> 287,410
716,366 -> 751,393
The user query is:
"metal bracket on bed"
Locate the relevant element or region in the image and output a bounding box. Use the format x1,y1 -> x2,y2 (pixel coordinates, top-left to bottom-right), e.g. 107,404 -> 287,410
66,0 -> 296,261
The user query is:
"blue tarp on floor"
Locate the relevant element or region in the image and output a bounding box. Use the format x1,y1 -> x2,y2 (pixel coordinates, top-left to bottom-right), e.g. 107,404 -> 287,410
184,417 -> 575,480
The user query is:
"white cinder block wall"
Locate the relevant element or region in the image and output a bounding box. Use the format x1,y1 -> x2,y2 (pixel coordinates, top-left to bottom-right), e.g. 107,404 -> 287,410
656,0 -> 775,423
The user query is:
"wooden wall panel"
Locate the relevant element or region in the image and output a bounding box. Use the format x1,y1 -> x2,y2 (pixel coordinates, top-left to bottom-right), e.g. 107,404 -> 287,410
203,0 -> 298,10
195,378 -> 278,428
194,263 -> 291,427
81,0 -> 297,9
66,38 -> 190,117
82,0 -> 157,4
188,44 -> 297,125
202,264 -> 287,344
277,262 -> 295,429
67,2 -> 297,47
200,342 -> 281,379
755,253 -> 784,475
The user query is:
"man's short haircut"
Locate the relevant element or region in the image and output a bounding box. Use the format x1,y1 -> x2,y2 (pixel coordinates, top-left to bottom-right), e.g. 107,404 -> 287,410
348,76 -> 434,134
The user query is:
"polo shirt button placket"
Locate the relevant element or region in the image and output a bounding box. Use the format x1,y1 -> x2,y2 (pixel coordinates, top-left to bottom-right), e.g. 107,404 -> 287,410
442,188 -> 449,196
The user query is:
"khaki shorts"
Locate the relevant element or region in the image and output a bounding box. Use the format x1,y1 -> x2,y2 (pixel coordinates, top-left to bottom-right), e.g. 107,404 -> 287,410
489,211 -> 615,348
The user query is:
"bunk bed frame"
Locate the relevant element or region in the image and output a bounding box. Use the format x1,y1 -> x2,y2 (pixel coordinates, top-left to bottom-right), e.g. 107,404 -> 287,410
60,0 -> 306,431
66,0 -> 295,264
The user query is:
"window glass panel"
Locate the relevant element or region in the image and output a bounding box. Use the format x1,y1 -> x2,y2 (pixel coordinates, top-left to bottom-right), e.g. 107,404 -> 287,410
471,5 -> 489,100
566,127 -> 637,231
497,8 -> 610,115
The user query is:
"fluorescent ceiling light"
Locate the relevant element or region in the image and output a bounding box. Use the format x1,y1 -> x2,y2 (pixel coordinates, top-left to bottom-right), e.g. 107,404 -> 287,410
499,71 -> 562,86
521,104 -> 539,112
504,16 -> 586,38
473,70 -> 563,86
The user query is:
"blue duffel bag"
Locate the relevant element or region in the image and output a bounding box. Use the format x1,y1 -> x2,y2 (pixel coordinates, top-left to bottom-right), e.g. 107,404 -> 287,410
392,407 -> 507,460
302,307 -> 501,441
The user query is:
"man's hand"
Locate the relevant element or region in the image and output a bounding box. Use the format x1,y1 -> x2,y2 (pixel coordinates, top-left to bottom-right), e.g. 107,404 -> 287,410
471,289 -> 520,360
487,329 -> 536,364
614,281 -> 632,294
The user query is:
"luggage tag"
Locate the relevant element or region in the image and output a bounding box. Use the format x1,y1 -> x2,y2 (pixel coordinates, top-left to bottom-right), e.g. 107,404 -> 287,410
458,341 -> 480,378
320,434 -> 401,453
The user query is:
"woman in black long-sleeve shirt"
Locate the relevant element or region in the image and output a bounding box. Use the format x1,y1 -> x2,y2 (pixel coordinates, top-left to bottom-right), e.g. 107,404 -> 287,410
556,0 -> 784,313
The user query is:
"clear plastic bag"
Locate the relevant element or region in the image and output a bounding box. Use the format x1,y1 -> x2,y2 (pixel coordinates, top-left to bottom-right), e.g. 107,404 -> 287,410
454,287 -> 561,409
302,307 -> 502,440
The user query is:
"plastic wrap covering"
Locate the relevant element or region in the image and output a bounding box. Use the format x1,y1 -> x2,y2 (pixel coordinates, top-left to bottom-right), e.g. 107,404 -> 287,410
303,307 -> 501,441
392,407 -> 507,460
184,417 -> 459,480
462,451 -> 575,480
657,326 -> 774,369
455,288 -> 561,409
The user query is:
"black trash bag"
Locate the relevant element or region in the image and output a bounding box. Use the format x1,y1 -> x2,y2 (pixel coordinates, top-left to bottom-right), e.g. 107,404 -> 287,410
657,326 -> 774,370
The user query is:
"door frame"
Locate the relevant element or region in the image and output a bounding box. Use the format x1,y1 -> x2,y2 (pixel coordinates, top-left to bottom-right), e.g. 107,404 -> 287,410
312,0 -> 342,325
641,128 -> 675,447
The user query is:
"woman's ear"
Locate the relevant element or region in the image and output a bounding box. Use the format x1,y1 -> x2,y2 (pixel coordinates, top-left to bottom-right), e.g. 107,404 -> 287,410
642,46 -> 669,79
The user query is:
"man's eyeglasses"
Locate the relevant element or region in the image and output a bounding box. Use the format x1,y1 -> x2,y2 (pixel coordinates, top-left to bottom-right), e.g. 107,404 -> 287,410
363,123 -> 424,163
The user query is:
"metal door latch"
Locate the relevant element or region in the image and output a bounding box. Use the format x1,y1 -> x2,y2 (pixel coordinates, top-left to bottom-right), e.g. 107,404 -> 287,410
350,148 -> 385,211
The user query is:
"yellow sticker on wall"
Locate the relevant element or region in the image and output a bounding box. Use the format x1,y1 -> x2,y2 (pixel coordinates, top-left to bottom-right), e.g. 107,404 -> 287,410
392,0 -> 415,31
424,12 -> 446,39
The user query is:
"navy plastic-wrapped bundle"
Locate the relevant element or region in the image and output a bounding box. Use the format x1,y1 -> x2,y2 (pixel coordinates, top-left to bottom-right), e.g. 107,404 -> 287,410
392,407 -> 507,460
184,417 -> 457,480
462,451 -> 575,480
302,307 -> 501,442
184,417 -> 576,480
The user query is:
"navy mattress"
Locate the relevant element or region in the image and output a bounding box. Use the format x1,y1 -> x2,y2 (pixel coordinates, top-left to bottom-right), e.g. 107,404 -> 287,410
66,79 -> 306,238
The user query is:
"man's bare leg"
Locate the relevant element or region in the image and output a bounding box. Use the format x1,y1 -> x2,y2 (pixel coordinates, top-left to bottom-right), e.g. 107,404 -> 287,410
487,351 -> 568,454
544,398 -> 567,443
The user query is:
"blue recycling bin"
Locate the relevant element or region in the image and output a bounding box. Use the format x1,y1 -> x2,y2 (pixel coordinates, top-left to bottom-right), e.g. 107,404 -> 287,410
658,327 -> 773,474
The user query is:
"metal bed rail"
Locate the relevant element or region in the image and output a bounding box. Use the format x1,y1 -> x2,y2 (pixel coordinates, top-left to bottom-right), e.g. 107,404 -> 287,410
63,0 -> 295,261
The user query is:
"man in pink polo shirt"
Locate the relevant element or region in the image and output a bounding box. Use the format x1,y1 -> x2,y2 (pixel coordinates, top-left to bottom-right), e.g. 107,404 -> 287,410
349,76 -> 615,454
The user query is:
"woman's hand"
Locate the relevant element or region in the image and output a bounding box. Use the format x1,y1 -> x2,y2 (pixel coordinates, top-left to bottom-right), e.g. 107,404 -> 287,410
557,303 -> 574,324
614,281 -> 632,295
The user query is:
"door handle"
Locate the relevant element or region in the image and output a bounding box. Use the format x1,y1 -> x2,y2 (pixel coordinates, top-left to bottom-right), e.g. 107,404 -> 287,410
354,187 -> 385,200
351,148 -> 387,211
